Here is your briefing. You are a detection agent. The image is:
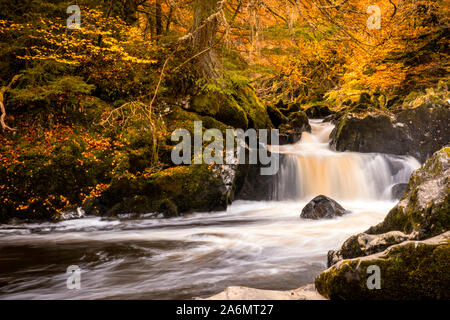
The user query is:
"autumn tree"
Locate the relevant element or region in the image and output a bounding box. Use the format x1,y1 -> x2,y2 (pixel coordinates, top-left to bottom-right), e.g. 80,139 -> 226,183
185,0 -> 227,78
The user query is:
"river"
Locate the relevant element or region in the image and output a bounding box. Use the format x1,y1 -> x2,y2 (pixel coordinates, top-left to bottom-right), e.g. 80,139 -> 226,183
0,120 -> 420,299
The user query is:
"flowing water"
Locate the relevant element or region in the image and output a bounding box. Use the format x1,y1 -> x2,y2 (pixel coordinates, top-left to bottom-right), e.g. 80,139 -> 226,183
0,120 -> 420,300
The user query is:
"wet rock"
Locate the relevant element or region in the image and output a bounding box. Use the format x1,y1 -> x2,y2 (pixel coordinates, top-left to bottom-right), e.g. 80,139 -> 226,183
315,232 -> 450,300
330,103 -> 450,163
235,164 -> 274,201
267,104 -> 288,128
278,111 -> 311,145
327,231 -> 410,267
391,183 -> 408,199
288,111 -> 311,131
330,114 -> 410,156
300,195 -> 349,220
305,105 -> 333,118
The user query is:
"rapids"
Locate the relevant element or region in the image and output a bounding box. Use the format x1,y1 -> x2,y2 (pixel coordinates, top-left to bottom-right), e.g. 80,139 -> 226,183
0,120 -> 420,299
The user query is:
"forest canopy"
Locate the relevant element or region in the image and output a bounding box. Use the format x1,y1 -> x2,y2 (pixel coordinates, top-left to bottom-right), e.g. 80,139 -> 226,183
0,0 -> 448,220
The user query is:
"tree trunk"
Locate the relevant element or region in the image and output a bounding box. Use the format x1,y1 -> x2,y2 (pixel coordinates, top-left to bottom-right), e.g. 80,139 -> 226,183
155,0 -> 163,41
191,0 -> 223,79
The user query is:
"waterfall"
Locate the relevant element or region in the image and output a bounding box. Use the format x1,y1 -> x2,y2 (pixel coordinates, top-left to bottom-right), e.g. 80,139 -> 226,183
274,120 -> 420,201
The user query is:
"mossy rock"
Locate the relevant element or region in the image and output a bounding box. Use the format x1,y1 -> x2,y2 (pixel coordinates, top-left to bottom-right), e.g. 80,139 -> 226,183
266,104 -> 288,128
288,111 -> 310,130
83,164 -> 231,217
234,85 -> 272,129
189,85 -> 271,130
315,232 -> 450,300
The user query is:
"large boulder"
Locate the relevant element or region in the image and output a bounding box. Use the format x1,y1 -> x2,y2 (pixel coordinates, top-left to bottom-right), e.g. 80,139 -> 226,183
301,195 -> 349,220
316,232 -> 450,300
190,85 -> 272,130
330,103 -> 450,162
330,113 -> 410,156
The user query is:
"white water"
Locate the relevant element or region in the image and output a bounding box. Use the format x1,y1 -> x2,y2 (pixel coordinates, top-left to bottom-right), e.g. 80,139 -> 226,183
274,120 -> 420,201
0,120 -> 421,300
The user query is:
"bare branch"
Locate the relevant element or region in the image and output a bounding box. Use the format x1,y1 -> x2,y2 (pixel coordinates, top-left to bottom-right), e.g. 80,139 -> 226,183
0,74 -> 23,132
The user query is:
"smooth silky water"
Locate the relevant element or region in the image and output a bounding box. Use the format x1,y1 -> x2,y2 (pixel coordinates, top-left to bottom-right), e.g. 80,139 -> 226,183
0,120 -> 420,299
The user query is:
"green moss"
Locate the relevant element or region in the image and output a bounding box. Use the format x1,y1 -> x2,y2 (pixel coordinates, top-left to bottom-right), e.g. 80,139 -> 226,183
191,94 -> 221,116
315,239 -> 450,300
84,164 -> 229,217
234,85 -> 272,129
189,83 -> 271,130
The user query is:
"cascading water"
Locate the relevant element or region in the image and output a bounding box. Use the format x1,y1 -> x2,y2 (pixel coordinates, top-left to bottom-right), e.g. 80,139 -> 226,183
0,119 -> 421,300
274,120 -> 420,201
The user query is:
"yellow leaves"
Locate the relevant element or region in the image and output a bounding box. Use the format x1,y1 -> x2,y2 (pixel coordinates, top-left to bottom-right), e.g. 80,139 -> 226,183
6,8 -> 155,67
85,183 -> 110,199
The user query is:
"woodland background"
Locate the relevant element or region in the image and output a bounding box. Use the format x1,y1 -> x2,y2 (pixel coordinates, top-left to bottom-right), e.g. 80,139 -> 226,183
0,0 -> 448,221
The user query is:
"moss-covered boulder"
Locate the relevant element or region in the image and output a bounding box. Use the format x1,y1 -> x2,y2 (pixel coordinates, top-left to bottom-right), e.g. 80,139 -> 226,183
190,85 -> 271,130
83,164 -> 235,217
315,232 -> 450,300
330,102 -> 450,162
